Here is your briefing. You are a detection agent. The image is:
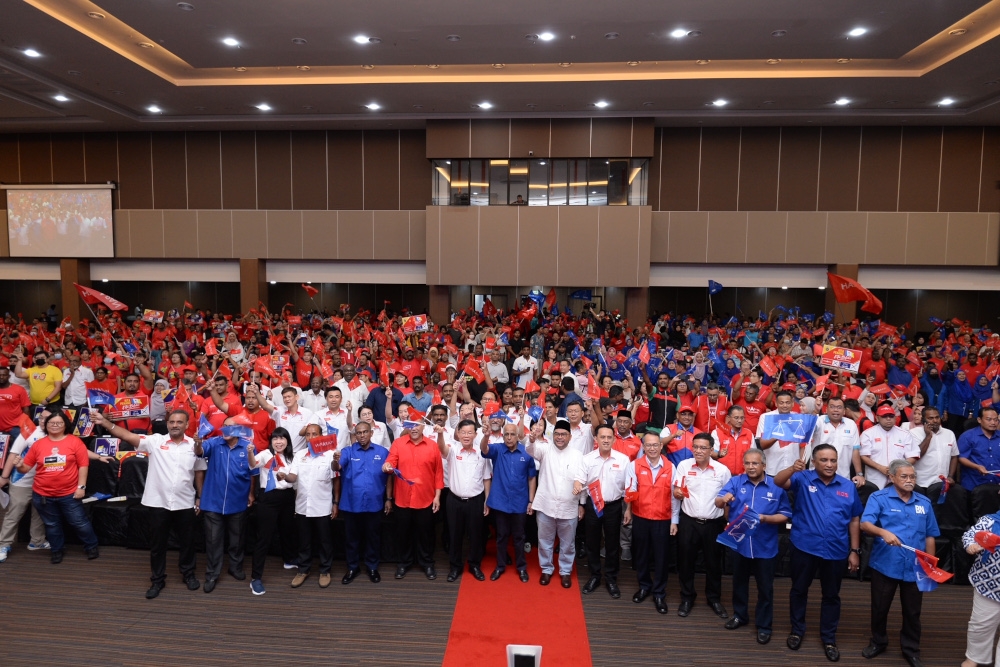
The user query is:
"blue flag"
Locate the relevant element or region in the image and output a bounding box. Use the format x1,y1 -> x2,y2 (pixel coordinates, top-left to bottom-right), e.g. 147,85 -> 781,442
569,289 -> 592,301
325,423 -> 339,437
87,388 -> 116,407
551,303 -> 559,316
497,332 -> 509,346
759,413 -> 818,444
526,405 -> 543,422
527,291 -> 545,306
198,414 -> 214,438
392,468 -> 416,486
823,311 -> 834,323
264,467 -> 277,492
708,280 -> 724,295
122,341 -> 138,355
222,424 -> 253,440
716,504 -> 762,551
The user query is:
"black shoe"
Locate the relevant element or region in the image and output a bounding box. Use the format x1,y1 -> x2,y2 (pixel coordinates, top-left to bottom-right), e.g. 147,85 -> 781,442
786,634 -> 802,651
582,576 -> 601,594
903,656 -> 924,667
632,589 -> 650,603
228,567 -> 246,581
710,601 -> 729,618
654,597 -> 669,614
85,547 -> 99,560
50,551 -> 64,565
725,616 -> 748,630
824,644 -> 840,662
395,565 -> 407,579
447,568 -> 461,582
539,573 -> 551,585
185,577 -> 200,591
342,568 -> 360,585
368,569 -> 381,583
756,632 -> 771,645
862,643 -> 887,659
490,568 -> 504,581
560,574 -> 572,588
145,583 -> 164,599
518,569 -> 529,583
203,579 -> 217,594
606,581 -> 621,599
469,565 -> 485,581
424,566 -> 437,580
677,600 -> 693,617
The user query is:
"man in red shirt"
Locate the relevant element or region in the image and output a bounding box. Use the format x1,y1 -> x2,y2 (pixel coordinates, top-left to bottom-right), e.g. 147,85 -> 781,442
382,421 -> 443,581
660,406 -> 702,466
612,410 -> 643,461
0,367 -> 30,437
392,348 -> 424,389
202,375 -> 243,437
694,382 -> 730,434
115,370 -> 155,434
735,384 -> 768,435
710,405 -> 755,475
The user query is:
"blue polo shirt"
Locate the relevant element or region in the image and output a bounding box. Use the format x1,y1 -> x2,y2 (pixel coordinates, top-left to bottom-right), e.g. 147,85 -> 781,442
788,470 -> 863,560
718,474 -> 792,559
200,437 -> 253,515
862,487 -> 940,582
958,427 -> 1000,491
484,442 -> 537,514
339,442 -> 390,514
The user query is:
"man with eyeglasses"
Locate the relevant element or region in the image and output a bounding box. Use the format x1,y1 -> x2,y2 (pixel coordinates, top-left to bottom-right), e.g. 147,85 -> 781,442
958,408 -> 1000,519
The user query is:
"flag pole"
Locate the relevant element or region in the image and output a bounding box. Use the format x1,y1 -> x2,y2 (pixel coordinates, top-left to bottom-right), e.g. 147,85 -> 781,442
709,291 -> 714,317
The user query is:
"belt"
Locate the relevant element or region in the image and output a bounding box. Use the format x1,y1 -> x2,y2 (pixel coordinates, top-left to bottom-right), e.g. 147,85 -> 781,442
682,511 -> 717,524
454,492 -> 484,502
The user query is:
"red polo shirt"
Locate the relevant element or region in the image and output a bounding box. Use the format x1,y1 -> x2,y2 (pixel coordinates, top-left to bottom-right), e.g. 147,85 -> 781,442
386,434 -> 444,509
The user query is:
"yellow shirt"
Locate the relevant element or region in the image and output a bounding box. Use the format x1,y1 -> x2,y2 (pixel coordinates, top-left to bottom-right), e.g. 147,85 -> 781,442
28,364 -> 63,404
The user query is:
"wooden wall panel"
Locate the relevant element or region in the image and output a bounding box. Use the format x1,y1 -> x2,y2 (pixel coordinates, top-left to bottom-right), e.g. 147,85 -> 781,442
737,127 -> 780,211
117,132 -> 153,209
220,131 -> 257,209
0,135 -> 19,185
290,131 -> 327,210
631,118 -> 655,157
598,207 -> 640,285
363,131 -> 399,210
83,133 -> 118,186
470,120 -> 510,158
151,132 -> 187,209
659,128 -> 700,211
374,210 -> 410,260
510,119 -> 551,159
777,127 -> 821,211
51,133 -> 85,183
858,127 -> 901,212
556,207 -> 599,285
256,131 -> 292,210
817,127 -> 861,211
426,120 -> 470,159
185,132 -> 221,209
517,207 -> 558,285
591,118 -> 633,157
980,127 -> 1000,214
327,130 -> 364,210
698,128 -> 741,211
399,130 -> 429,210
939,127 -> 983,212
647,129 -> 662,211
898,126 -> 942,212
477,207 -> 518,285
438,207 -> 478,285
19,134 -> 51,183
550,119 -> 592,158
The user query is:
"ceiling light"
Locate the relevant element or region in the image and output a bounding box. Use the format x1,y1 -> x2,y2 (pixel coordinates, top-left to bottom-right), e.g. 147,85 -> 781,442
848,27 -> 867,37
712,99 -> 727,107
627,61 -> 640,66
87,11 -> 105,19
771,30 -> 787,37
427,64 -> 440,69
353,35 -> 370,44
687,30 -> 702,37
558,62 -> 572,67
818,286 -> 826,290
297,65 -> 310,71
477,102 -> 493,109
762,100 -> 774,105
412,104 -> 423,109
641,101 -> 654,107
53,95 -> 69,102
23,49 -> 41,58
766,59 -> 781,64
605,32 -> 619,40
447,34 -> 461,41
368,37 -> 381,44
270,281 -> 277,285
837,58 -> 851,64
102,279 -> 109,283
255,103 -> 271,111
594,101 -> 610,108
781,286 -> 788,290
147,105 -> 162,113
696,59 -> 710,65
177,2 -> 195,10
361,64 -> 374,70
222,37 -> 239,47
137,42 -> 155,48
365,103 -> 380,110
291,37 -> 307,45
492,63 -> 505,69
949,28 -> 968,36
524,34 -> 538,41
835,98 -> 851,106
938,97 -> 955,106
670,29 -> 687,38
234,66 -> 247,71
539,32 -> 555,41
539,161 -> 546,165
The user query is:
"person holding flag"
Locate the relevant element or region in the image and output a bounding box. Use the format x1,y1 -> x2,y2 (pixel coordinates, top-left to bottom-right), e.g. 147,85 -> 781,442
961,506 -> 1000,667
711,405 -> 755,475
247,428 -> 298,595
860,460 -> 940,667
807,396 -> 866,487
715,448 -> 792,644
435,419 -> 491,583
307,386 -> 351,452
481,420 -> 537,583
512,345 -> 538,389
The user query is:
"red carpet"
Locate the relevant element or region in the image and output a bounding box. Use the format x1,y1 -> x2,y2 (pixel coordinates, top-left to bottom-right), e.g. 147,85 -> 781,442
442,542 -> 593,667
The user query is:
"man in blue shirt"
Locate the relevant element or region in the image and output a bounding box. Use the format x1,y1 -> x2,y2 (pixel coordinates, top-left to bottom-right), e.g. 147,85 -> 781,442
335,421 -> 392,584
860,460 -> 939,667
958,408 -> 1000,519
775,443 -> 863,663
716,448 -> 792,645
482,420 -> 537,582
194,419 -> 258,593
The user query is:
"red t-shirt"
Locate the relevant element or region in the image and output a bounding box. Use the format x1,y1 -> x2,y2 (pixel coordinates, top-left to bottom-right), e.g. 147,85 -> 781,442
241,408 -> 276,452
0,383 -> 30,431
294,359 -> 314,389
115,388 -> 151,433
22,435 -> 89,497
199,392 -> 243,436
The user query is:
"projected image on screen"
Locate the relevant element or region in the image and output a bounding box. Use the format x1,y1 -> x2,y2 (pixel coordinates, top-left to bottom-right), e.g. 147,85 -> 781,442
7,189 -> 114,258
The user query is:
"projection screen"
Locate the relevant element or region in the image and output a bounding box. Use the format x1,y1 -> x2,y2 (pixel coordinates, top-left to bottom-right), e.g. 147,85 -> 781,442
5,187 -> 114,258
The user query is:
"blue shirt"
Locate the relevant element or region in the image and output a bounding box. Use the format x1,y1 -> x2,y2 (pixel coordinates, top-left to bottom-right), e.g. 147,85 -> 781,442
958,427 -> 1000,491
788,470 -> 863,560
200,437 -> 253,515
339,442 -> 390,514
862,487 -> 940,582
717,474 -> 792,559
484,442 -> 537,514
407,391 -> 433,414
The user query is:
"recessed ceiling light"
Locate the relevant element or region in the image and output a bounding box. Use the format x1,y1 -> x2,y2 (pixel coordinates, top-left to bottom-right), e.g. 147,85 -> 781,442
361,64 -> 375,70
766,59 -> 781,64
234,66 -> 247,71
476,102 -> 493,109
696,59 -> 710,65
594,100 -> 610,108
627,61 -> 640,66
147,105 -> 162,113
641,101 -> 654,107
818,286 -> 826,290
255,103 -> 271,111
368,37 -> 381,44
353,35 -> 370,44
365,103 -> 380,110
949,28 -> 968,36
23,49 -> 41,58
670,29 -> 687,38
835,98 -> 851,106
848,27 -> 867,37
270,281 -> 277,285
539,161 -> 546,165
558,62 -> 572,67
605,32 -> 619,40
771,30 -> 787,37
492,63 -> 505,69
837,58 -> 851,64
137,42 -> 155,48
222,37 -> 239,47
938,97 -> 955,106
87,11 -> 105,19
177,2 -> 195,10
539,32 -> 555,41
762,100 -> 774,105
781,286 -> 788,290
297,65 -> 310,71
687,30 -> 702,37
53,94 -> 69,102
412,104 -> 423,109
102,279 -> 109,283
712,99 -> 728,107
426,64 -> 440,69
524,33 -> 539,41
291,37 -> 307,45
447,34 -> 461,41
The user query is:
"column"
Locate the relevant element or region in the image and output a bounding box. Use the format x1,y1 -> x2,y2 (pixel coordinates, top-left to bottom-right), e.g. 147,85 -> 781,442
826,264 -> 858,321
625,287 -> 649,328
428,285 -> 450,325
60,259 -> 91,324
240,258 -> 266,314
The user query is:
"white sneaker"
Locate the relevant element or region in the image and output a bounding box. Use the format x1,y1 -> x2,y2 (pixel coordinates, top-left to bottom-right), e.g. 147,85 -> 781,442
0,546 -> 10,562
27,541 -> 51,551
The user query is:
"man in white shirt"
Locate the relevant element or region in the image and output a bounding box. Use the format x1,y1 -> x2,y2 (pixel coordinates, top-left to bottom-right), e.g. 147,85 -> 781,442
299,376 -> 327,414
282,423 -> 337,589
673,432 -> 732,619
860,403 -> 920,489
309,386 -> 352,451
61,354 -> 94,408
436,420 -> 492,582
0,422 -> 49,563
574,424 -> 629,598
266,386 -> 315,454
565,401 -> 595,456
334,363 -> 369,423
512,346 -> 538,390
486,349 -> 510,390
526,419 -> 585,588
910,406 -> 958,489
807,396 -> 865,487
757,391 -> 804,477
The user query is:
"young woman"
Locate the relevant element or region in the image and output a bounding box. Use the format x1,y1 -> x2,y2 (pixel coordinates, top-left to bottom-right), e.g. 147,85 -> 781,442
248,427 -> 299,595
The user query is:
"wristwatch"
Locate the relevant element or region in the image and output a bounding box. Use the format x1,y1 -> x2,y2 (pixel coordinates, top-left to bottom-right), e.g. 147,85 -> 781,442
78,484 -> 86,490
850,547 -> 862,555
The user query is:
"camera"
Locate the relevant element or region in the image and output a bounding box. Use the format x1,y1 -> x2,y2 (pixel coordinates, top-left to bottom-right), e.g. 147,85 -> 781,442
528,150 -> 533,156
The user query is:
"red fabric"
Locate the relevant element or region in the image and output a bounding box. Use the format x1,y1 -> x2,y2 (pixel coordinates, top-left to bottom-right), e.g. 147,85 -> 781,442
301,284 -> 319,298
628,455 -> 674,520
22,435 -> 89,497
73,283 -> 128,312
713,427 -> 755,475
693,394 -> 729,433
612,433 -> 643,461
386,435 -> 444,508
827,272 -> 883,314
0,384 -> 30,431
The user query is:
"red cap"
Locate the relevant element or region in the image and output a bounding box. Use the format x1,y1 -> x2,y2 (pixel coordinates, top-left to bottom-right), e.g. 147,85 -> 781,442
678,406 -> 695,414
876,404 -> 896,417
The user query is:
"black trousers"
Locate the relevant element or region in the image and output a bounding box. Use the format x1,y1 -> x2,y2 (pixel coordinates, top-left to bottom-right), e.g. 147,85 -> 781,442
437,488 -> 452,550
494,509 -> 527,571
147,506 -> 196,586
446,491 -> 485,570
677,512 -> 726,604
395,505 -> 436,569
584,497 -> 623,583
632,515 -> 670,598
295,514 -> 333,575
870,569 -> 923,658
789,545 -> 846,644
203,510 -> 247,582
251,488 -> 298,580
343,510 -> 382,571
732,553 -> 777,633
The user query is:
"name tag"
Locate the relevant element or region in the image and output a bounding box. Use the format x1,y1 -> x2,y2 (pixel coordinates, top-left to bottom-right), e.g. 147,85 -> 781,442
915,505 -> 926,515
836,491 -> 849,498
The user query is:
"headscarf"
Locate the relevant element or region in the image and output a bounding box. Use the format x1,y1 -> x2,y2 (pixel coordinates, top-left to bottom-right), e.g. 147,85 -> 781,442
150,378 -> 170,421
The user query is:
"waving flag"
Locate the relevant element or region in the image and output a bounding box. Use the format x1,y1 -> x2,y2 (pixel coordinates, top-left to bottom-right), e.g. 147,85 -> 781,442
760,413 -> 817,444
392,468 -> 416,486
254,355 -> 280,380
569,289 -> 592,301
222,424 -> 253,440
545,288 -> 557,310
463,358 -> 486,384
975,531 -> 1000,561
73,283 -> 128,312
204,337 -> 218,356
86,386 -> 116,407
524,378 -> 541,395
708,280 -> 724,296
827,272 -> 883,315
526,405 -> 544,422
302,284 -> 319,298
307,434 -> 339,457
909,547 -> 953,591
716,504 -> 761,551
481,297 -> 497,318
198,414 -> 214,438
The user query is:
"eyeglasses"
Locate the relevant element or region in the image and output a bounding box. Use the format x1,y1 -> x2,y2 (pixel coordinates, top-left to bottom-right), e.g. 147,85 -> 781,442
894,474 -> 917,481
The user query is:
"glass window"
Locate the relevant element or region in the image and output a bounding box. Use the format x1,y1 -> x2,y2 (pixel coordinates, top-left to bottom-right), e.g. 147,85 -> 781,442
546,159 -> 566,205
489,159 -> 509,206
529,159 -> 550,206
628,158 -> 649,206
568,159 -> 588,205
432,160 -> 451,206
587,159 -> 609,206
606,159 -> 629,205
469,159 -> 489,206
509,159 -> 529,205
450,159 -> 470,205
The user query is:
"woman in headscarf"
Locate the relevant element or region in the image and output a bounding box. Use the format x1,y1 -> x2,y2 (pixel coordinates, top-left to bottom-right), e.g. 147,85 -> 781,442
148,378 -> 171,435
941,368 -> 975,435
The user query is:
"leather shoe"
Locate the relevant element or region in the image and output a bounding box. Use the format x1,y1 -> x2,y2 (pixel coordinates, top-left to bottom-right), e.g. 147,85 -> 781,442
632,589 -> 650,603
447,568 -> 461,582
539,573 -> 551,586
606,581 -> 621,599
824,644 -> 840,662
490,568 -> 504,581
368,569 -> 381,583
654,597 -> 669,614
203,579 -> 217,594
469,566 -> 485,581
725,616 -> 748,630
518,569 -> 529,583
786,634 -> 802,651
228,567 -> 246,581
342,569 -> 360,585
582,576 -> 601,594
862,643 -> 887,659
395,565 -> 407,579
424,566 -> 437,580
711,601 -> 728,618
560,574 -> 572,588
677,600 -> 693,617
903,656 -> 924,667
145,583 -> 164,599
756,632 -> 771,645
185,577 -> 200,591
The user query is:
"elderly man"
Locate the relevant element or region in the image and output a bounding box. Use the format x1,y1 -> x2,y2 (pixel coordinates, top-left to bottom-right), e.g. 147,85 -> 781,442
482,420 -> 537,582
861,403 -> 921,490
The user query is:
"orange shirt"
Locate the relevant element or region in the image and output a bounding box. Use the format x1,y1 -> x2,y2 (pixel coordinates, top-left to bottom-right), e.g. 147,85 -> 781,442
386,434 -> 444,509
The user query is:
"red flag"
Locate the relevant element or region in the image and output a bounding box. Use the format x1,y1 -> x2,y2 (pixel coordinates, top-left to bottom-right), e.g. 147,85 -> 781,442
545,288 -> 557,310
913,548 -> 953,584
230,413 -> 254,427
827,272 -> 883,315
586,373 -> 602,402
975,531 -> 1000,554
254,356 -> 280,380
217,362 -> 233,381
432,388 -> 442,405
679,475 -> 690,498
524,378 -> 541,394
759,356 -> 778,377
18,413 -> 36,440
183,300 -> 194,310
172,381 -> 190,409
814,373 -> 831,396
482,400 -> 502,417
73,283 -> 128,312
311,336 -> 325,360
204,338 -> 218,356
869,383 -> 891,396
464,359 -> 486,384
638,345 -> 651,366
302,284 -> 319,298
481,298 -> 497,319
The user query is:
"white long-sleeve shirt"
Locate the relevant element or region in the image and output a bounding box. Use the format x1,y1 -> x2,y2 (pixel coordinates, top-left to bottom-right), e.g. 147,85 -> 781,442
525,438 -> 584,520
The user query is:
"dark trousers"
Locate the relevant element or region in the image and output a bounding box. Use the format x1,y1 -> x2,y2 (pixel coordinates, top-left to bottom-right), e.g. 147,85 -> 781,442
870,569 -> 923,658
32,492 -> 99,554
678,512 -> 726,604
438,489 -> 452,550
789,544 -> 846,644
147,506 -> 196,585
395,505 -> 436,569
203,510 -> 247,582
632,515 -> 670,598
295,514 -> 333,575
251,488 -> 297,580
732,553 -> 777,633
584,497 -> 623,583
494,510 -> 527,571
446,491 -> 485,570
343,510 -> 382,571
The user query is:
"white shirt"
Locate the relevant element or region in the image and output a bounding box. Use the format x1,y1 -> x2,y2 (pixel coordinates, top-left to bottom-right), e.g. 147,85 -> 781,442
860,424 -> 921,489
368,420 -> 391,448
567,422 -> 595,457
7,430 -> 45,488
137,433 -> 207,511
300,389 -> 327,414
272,405 -> 315,453
288,450 -> 335,517
910,425 -> 958,487
445,444 -> 492,498
334,378 -> 370,422
254,449 -> 293,490
486,361 -> 509,385
575,449 -> 629,503
311,407 -> 351,451
756,410 -> 804,476
671,458 -> 731,523
63,365 -> 94,406
525,438 -> 585,520
512,356 -> 538,389
268,385 -> 303,406
808,416 -> 861,479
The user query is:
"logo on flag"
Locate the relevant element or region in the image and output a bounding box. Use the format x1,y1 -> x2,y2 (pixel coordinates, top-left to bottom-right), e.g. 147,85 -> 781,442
716,504 -> 761,551
759,413 -> 817,444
